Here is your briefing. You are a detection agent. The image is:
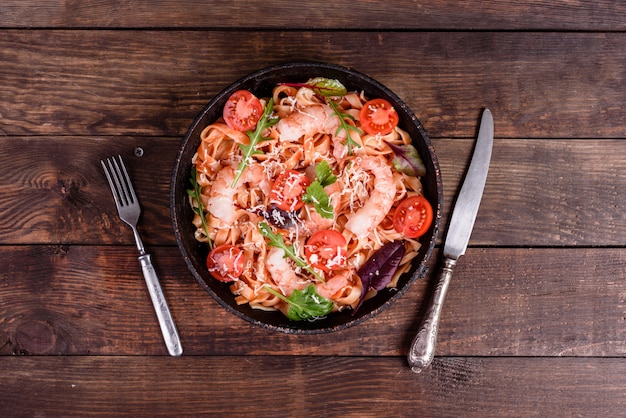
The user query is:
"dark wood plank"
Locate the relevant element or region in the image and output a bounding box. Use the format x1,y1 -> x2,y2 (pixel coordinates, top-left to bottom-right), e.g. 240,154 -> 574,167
1,31 -> 625,139
1,356 -> 625,416
2,246 -> 625,356
3,137 -> 626,247
2,0 -> 626,30
0,136 -> 180,245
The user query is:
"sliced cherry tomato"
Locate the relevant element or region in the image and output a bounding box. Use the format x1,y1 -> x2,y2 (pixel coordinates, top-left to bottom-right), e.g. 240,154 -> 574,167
223,90 -> 263,132
392,195 -> 433,239
206,244 -> 245,283
304,230 -> 348,272
270,170 -> 311,212
359,98 -> 399,135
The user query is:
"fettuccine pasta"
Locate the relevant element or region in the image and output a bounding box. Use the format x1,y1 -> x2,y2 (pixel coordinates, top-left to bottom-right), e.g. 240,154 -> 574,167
188,79 -> 430,319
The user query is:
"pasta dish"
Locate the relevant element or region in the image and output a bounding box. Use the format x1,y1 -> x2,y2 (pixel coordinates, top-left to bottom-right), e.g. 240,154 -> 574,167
187,77 -> 432,321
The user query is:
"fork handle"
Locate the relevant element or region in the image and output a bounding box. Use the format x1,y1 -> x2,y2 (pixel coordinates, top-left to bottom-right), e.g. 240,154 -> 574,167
138,254 -> 183,357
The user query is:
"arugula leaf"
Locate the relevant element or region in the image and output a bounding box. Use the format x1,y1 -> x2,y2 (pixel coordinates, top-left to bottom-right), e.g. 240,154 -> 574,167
258,222 -> 325,283
281,78 -> 360,155
306,77 -> 360,154
186,166 -> 212,249
354,240 -> 406,313
264,284 -> 334,321
231,98 -> 278,188
302,161 -> 337,219
385,141 -> 426,177
327,99 -> 361,155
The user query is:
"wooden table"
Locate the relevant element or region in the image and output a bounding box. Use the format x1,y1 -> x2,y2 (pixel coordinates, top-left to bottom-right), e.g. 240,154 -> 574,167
2,1 -> 626,416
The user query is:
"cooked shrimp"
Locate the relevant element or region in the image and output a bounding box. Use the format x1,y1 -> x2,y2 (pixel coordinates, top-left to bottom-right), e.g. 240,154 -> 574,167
302,180 -> 343,233
237,162 -> 271,196
315,270 -> 361,306
331,135 -> 349,161
207,163 -> 270,224
275,104 -> 339,142
266,247 -> 302,296
344,156 -> 396,237
206,166 -> 238,224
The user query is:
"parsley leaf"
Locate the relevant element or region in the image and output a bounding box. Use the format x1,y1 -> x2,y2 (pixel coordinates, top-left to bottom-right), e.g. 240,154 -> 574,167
186,166 -> 212,249
315,160 -> 337,187
302,161 -> 337,220
264,284 -> 334,321
302,182 -> 333,219
258,222 -> 325,283
231,98 -> 278,188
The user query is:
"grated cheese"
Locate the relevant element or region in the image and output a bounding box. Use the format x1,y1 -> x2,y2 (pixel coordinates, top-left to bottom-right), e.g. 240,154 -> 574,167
340,159 -> 372,212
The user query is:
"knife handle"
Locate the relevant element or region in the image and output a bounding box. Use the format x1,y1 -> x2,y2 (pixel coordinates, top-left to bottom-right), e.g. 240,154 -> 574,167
408,256 -> 456,373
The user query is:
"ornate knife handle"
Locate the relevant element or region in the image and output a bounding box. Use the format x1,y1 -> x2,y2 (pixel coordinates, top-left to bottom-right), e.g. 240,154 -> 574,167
408,257 -> 457,373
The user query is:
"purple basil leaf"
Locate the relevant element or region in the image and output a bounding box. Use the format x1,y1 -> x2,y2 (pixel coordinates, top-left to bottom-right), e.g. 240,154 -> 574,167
354,240 -> 406,313
253,203 -> 298,229
386,141 -> 426,177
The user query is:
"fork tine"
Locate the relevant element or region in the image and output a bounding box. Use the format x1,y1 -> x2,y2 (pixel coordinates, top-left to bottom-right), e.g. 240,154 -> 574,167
116,156 -> 138,206
107,157 -> 127,206
102,155 -> 137,208
101,157 -> 123,209
110,155 -> 136,207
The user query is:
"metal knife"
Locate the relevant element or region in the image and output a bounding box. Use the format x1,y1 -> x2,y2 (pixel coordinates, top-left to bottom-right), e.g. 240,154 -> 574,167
408,108 -> 494,373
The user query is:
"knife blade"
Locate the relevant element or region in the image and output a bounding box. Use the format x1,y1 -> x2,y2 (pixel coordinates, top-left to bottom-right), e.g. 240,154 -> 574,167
408,108 -> 494,373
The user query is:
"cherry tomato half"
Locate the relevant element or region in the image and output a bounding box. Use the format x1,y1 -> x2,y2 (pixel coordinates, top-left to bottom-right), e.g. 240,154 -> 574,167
359,98 -> 399,135
223,90 -> 263,132
392,195 -> 433,239
206,244 -> 245,283
270,170 -> 311,212
304,230 -> 348,272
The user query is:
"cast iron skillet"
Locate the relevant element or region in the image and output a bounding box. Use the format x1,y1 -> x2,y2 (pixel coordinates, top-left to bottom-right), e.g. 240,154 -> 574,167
171,62 -> 442,334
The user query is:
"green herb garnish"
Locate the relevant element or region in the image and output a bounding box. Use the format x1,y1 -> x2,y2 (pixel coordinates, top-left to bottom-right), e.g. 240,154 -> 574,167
305,77 -> 348,97
327,99 -> 361,155
302,160 -> 337,219
282,78 -> 361,155
264,284 -> 334,321
313,159 -> 337,186
231,98 -> 278,188
186,166 -> 212,249
308,78 -> 360,155
258,221 -> 325,283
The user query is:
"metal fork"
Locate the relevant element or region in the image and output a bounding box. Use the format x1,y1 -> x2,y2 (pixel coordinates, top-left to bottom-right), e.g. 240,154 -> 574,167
101,155 -> 182,356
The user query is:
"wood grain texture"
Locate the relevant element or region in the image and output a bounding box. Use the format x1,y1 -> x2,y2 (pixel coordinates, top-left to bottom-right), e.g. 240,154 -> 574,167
2,0 -> 626,30
2,246 -> 625,356
2,137 -> 626,247
3,1 -> 626,414
1,356 -> 625,416
1,31 -> 625,139
0,136 -> 180,245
